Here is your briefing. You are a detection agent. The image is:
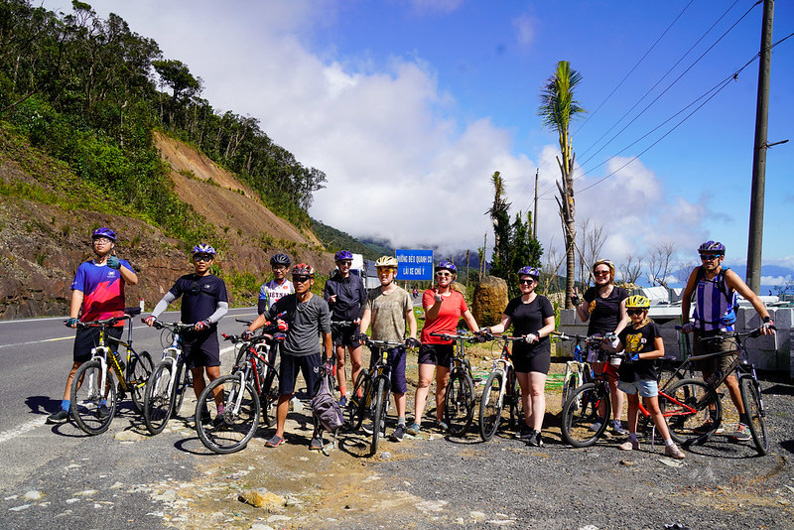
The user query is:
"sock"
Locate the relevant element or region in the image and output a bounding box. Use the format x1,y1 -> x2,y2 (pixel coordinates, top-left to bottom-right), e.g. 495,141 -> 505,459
664,438 -> 675,447
61,399 -> 71,411
398,416 -> 406,427
339,386 -> 347,397
739,413 -> 749,425
628,433 -> 638,442
217,403 -> 225,415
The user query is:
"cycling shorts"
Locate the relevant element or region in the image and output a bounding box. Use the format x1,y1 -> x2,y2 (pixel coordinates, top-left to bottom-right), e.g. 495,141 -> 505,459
513,352 -> 551,375
418,343 -> 453,367
183,330 -> 221,369
332,323 -> 360,348
73,326 -> 123,363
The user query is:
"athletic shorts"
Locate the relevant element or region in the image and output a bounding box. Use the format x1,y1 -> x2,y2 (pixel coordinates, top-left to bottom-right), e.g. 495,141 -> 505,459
693,330 -> 738,377
73,325 -> 123,363
585,342 -> 610,363
183,330 -> 221,369
387,347 -> 408,394
513,352 -> 551,375
618,379 -> 658,398
332,323 -> 360,348
418,343 -> 454,367
279,353 -> 322,397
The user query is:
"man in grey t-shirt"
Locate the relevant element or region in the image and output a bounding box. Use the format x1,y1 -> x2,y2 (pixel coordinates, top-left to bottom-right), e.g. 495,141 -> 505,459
245,263 -> 332,450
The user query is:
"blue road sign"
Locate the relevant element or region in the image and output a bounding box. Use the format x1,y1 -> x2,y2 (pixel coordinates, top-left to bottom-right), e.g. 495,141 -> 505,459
396,249 -> 434,281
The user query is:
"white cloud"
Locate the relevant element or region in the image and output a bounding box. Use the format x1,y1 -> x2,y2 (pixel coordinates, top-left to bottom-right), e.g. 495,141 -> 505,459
760,275 -> 792,287
513,14 -> 537,47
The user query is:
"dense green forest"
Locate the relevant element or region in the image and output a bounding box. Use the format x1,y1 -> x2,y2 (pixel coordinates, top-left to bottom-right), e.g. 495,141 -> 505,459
310,219 -> 393,260
0,0 -> 326,243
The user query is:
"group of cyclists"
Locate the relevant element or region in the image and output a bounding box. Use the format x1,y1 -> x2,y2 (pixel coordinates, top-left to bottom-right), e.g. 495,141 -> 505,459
49,229 -> 776,459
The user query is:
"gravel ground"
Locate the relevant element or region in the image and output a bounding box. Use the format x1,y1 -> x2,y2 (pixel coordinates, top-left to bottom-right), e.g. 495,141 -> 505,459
310,370 -> 793,530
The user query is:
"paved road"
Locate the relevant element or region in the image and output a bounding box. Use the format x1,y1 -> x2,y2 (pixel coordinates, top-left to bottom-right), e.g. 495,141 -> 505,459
0,307 -> 259,527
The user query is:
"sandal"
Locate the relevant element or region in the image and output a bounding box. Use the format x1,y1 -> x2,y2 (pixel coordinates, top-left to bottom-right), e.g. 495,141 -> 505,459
265,434 -> 285,448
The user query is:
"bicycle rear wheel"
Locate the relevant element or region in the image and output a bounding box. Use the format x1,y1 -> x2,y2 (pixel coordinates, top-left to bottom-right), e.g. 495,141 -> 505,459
665,378 -> 721,444
507,370 -> 523,432
740,376 -> 768,455
128,350 -> 154,414
346,369 -> 370,430
561,382 -> 609,447
259,367 -> 280,428
71,360 -> 117,435
370,377 -> 388,456
445,369 -> 474,436
143,361 -> 176,435
478,370 -> 506,442
197,374 -> 260,454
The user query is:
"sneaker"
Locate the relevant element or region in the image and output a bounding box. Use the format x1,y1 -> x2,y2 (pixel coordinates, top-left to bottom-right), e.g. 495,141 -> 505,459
338,396 -> 348,408
730,423 -> 752,442
611,420 -> 628,436
590,421 -> 603,432
619,439 -> 640,451
406,422 -> 421,436
435,420 -> 449,432
47,409 -> 69,424
200,410 -> 212,425
265,435 -> 285,448
390,424 -> 406,442
212,414 -> 228,428
693,419 -> 723,435
309,436 -> 323,451
665,444 -> 686,459
518,424 -> 533,440
363,420 -> 385,436
97,404 -> 110,420
526,430 -> 544,447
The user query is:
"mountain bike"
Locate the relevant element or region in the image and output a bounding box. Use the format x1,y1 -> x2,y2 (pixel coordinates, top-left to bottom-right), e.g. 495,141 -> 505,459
346,338 -> 405,456
663,327 -> 770,455
478,334 -> 526,442
69,308 -> 154,435
142,320 -> 196,435
552,331 -> 599,408
430,330 -> 480,436
195,332 -> 282,454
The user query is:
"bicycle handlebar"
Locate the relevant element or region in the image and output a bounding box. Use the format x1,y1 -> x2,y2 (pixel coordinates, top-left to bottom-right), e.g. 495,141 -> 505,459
147,320 -> 195,333
551,331 -> 604,345
430,330 -> 478,342
362,338 -> 406,349
74,313 -> 132,328
331,320 -> 356,326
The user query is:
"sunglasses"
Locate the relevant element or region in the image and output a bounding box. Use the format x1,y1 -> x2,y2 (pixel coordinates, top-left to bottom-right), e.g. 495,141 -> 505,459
594,270 -> 610,276
377,268 -> 395,274
436,272 -> 452,277
194,255 -> 213,262
519,278 -> 536,285
293,276 -> 311,283
700,254 -> 721,261
337,260 -> 352,265
627,309 -> 645,316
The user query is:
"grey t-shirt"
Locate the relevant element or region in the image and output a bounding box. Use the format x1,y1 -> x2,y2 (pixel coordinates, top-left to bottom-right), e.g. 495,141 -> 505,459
267,293 -> 331,357
366,286 -> 412,343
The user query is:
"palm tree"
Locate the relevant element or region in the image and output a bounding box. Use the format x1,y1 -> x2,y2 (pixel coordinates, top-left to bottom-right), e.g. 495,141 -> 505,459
538,61 -> 585,308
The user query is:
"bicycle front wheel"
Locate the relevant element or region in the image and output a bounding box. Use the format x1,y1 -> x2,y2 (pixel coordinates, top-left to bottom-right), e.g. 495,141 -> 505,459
479,370 -> 506,442
346,369 -> 370,430
172,361 -> 189,418
665,378 -> 721,444
143,361 -> 176,435
370,377 -> 389,456
740,376 -> 768,455
445,369 -> 474,436
128,350 -> 154,414
560,366 -> 581,410
507,370 -> 523,432
197,375 -> 260,454
71,360 -> 117,435
561,382 -> 609,448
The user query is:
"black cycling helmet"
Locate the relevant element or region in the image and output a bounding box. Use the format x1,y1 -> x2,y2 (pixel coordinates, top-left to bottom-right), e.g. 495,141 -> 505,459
435,260 -> 457,273
270,253 -> 291,267
698,240 -> 725,255
92,227 -> 116,241
335,250 -> 353,262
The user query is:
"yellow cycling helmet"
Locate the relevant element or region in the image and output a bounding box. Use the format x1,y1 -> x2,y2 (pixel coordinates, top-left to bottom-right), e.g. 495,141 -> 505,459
375,256 -> 398,269
625,295 -> 650,309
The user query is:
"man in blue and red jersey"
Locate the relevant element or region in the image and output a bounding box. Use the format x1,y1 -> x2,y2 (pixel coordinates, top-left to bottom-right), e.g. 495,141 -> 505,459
144,244 -> 229,424
47,228 -> 138,423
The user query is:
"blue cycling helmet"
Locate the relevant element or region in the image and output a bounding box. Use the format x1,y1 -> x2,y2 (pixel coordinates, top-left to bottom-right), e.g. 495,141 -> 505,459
335,250 -> 353,262
92,227 -> 116,241
270,253 -> 291,267
192,243 -> 216,256
517,266 -> 540,279
435,260 -> 457,273
698,240 -> 725,255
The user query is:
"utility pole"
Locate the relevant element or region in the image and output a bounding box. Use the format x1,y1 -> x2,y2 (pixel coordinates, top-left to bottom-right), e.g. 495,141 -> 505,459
746,0 -> 774,292
532,169 -> 539,239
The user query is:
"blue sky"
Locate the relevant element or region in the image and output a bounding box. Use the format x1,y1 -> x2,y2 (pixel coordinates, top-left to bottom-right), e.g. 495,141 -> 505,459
43,0 -> 794,287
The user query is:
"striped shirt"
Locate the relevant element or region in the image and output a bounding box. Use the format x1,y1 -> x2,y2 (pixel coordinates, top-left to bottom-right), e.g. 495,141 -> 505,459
692,268 -> 736,332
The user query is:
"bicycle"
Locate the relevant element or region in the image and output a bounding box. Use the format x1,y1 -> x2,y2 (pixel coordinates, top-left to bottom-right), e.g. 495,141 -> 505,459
141,320 -> 196,435
429,330 -> 480,436
346,338 -> 405,456
194,332 -> 282,454
478,334 -> 526,442
661,327 -> 770,455
69,308 -> 154,435
552,332 -> 600,408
